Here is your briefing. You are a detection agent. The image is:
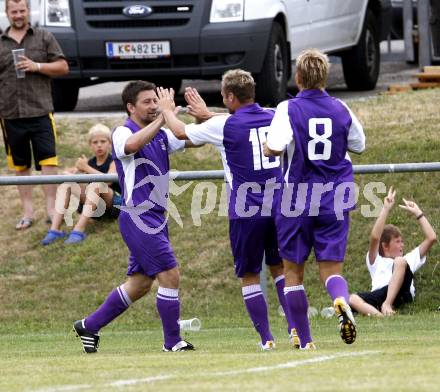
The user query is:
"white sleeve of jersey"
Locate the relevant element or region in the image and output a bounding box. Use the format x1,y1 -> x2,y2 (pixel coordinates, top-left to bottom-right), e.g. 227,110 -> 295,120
164,128 -> 186,154
404,247 -> 427,274
338,99 -> 366,153
266,100 -> 294,152
184,114 -> 229,146
112,126 -> 133,159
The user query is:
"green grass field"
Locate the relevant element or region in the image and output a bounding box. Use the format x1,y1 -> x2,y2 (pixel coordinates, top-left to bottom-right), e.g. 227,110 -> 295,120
0,89 -> 440,391
1,314 -> 440,391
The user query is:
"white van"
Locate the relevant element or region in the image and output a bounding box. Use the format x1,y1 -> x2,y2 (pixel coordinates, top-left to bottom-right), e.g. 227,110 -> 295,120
1,0 -> 392,112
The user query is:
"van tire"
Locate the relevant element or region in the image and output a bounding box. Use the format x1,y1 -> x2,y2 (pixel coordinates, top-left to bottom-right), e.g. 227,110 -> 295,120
342,9 -> 380,91
255,22 -> 288,106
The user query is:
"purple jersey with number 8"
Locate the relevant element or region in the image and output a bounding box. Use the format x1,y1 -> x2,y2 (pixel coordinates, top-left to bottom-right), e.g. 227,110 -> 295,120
267,89 -> 365,217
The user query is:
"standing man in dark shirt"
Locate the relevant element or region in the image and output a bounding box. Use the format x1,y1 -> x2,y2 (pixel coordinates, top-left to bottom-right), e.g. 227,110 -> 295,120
0,0 -> 69,229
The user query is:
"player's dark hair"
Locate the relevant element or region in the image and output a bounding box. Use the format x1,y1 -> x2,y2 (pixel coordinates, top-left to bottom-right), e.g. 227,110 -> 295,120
221,69 -> 255,103
122,80 -> 156,115
379,224 -> 402,256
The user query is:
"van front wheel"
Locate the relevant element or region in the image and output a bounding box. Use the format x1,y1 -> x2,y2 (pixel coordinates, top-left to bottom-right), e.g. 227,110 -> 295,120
255,22 -> 288,106
342,10 -> 380,91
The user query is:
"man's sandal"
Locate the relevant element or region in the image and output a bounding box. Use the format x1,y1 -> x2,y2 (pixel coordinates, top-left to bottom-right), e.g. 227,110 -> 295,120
15,217 -> 33,230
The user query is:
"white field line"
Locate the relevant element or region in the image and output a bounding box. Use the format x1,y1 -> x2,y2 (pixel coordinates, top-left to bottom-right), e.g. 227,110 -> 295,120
108,375 -> 172,387
210,350 -> 379,376
32,350 -> 378,392
32,386 -> 93,392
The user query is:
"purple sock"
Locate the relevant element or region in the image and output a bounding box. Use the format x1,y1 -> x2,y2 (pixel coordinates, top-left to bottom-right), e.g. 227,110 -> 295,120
85,285 -> 132,334
325,275 -> 349,303
284,285 -> 312,348
242,284 -> 273,344
274,275 -> 295,332
156,287 -> 181,350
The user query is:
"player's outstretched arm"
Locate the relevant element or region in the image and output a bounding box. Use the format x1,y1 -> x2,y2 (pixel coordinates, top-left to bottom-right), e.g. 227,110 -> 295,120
157,87 -> 189,140
184,87 -> 219,124
399,199 -> 437,258
368,186 -> 396,264
124,114 -> 166,154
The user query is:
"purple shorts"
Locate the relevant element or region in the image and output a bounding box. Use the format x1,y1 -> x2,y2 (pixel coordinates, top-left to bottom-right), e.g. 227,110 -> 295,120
229,218 -> 282,278
276,212 -> 350,264
118,211 -> 178,278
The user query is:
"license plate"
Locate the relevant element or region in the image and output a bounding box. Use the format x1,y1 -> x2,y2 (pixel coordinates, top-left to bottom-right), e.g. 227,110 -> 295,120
105,41 -> 171,59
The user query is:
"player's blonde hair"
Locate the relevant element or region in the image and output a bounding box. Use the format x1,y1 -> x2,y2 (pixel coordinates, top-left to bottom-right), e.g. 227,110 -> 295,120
295,49 -> 330,90
88,123 -> 111,144
221,69 -> 255,103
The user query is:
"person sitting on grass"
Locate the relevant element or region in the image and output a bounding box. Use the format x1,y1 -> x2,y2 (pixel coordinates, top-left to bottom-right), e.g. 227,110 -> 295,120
41,123 -> 121,245
349,187 -> 437,316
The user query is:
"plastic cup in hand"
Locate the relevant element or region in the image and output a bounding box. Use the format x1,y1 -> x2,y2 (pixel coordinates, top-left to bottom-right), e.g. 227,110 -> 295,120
12,48 -> 26,78
178,318 -> 201,331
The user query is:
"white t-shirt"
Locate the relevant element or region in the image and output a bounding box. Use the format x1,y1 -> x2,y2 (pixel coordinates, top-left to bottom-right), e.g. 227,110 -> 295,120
366,247 -> 426,298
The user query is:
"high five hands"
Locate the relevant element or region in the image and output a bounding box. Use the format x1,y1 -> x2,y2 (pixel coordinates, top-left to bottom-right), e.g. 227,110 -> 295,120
156,87 -> 176,113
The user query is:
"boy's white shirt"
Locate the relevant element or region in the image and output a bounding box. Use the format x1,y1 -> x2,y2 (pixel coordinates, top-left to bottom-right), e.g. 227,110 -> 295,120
365,247 -> 426,298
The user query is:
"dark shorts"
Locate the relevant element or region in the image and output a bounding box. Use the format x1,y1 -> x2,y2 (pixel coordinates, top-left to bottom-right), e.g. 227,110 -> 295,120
1,115 -> 58,171
276,212 -> 349,264
229,217 -> 282,278
109,192 -> 122,218
119,211 -> 178,278
77,190 -> 122,219
357,265 -> 414,310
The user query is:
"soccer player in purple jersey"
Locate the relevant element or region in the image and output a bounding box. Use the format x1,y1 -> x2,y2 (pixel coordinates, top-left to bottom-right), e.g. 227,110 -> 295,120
264,49 -> 366,349
73,81 -> 195,353
156,70 -> 297,350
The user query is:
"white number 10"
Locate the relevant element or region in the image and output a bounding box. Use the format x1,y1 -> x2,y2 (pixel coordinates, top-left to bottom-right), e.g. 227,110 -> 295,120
249,127 -> 280,171
308,118 -> 332,160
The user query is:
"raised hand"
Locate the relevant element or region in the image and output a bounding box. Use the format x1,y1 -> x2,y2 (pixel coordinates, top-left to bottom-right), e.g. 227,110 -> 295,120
156,87 -> 176,113
383,186 -> 396,211
399,198 -> 423,217
184,87 -> 211,121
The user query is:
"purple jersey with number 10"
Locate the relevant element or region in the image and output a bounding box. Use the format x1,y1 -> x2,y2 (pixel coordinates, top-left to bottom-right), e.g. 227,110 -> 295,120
185,103 -> 282,219
185,103 -> 283,275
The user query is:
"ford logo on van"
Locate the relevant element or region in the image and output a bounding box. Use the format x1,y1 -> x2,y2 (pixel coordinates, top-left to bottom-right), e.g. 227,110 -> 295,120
122,5 -> 153,18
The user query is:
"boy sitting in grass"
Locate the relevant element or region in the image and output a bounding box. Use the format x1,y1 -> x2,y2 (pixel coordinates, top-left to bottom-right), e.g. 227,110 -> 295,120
349,187 -> 437,316
41,123 -> 121,245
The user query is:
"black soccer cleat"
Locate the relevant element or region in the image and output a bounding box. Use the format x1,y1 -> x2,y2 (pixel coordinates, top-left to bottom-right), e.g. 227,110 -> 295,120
162,340 -> 195,352
73,319 -> 100,354
334,297 -> 357,344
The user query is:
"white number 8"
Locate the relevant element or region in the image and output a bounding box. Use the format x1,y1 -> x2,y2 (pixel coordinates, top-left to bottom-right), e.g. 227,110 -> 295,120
307,118 -> 332,160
